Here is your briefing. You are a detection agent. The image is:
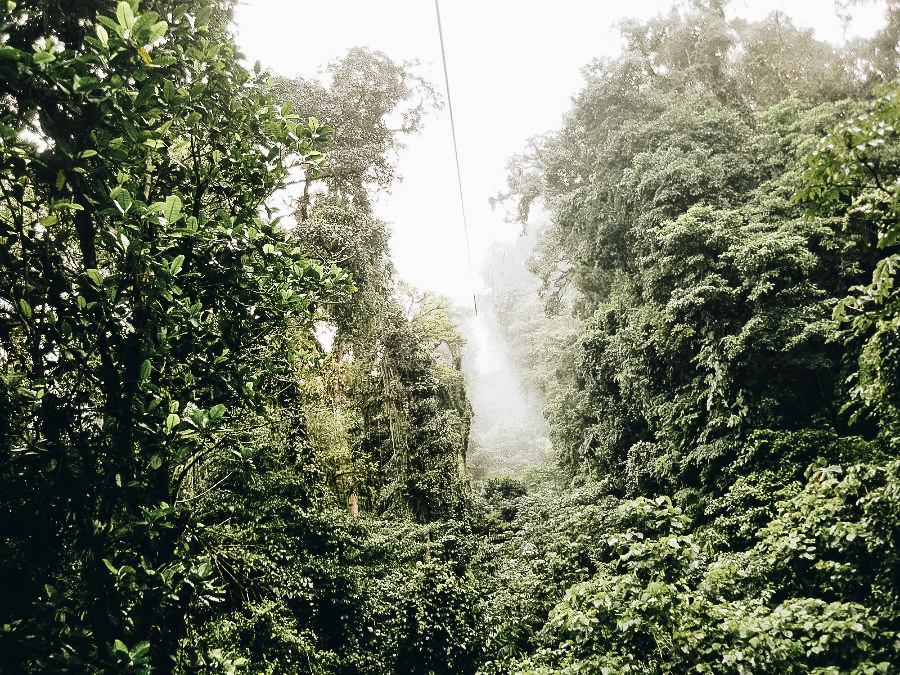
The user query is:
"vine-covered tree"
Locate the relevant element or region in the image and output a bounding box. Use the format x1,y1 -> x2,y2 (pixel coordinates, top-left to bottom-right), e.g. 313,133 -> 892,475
271,48 -> 471,525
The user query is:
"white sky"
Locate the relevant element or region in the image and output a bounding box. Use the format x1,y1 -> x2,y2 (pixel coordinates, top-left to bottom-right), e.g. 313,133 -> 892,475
232,0 -> 889,306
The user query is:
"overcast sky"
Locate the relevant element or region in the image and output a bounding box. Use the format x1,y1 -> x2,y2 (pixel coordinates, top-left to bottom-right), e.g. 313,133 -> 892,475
232,0 -> 889,306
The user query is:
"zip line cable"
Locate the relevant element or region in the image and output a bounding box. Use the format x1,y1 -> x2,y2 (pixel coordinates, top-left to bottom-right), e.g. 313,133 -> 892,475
434,0 -> 478,316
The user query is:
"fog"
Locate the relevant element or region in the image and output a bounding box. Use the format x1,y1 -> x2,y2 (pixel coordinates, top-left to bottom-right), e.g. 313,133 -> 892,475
461,308 -> 550,484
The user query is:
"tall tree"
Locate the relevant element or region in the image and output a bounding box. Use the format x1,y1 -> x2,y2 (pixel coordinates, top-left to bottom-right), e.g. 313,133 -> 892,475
270,48 -> 471,523
268,47 -> 440,218
0,0 -> 348,669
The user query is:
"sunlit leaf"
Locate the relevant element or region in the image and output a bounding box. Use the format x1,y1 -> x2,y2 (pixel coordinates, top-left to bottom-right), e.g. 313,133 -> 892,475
32,51 -> 55,65
50,199 -> 83,212
111,186 -> 133,214
148,20 -> 167,43
86,269 -> 103,286
165,413 -> 180,433
169,254 -> 185,275
163,195 -> 183,223
116,1 -> 134,30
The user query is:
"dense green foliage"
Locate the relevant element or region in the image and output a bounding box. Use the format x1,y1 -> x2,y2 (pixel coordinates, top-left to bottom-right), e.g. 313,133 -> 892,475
478,2 -> 900,673
4,0 -> 900,673
0,0 -> 473,671
0,0 -> 349,668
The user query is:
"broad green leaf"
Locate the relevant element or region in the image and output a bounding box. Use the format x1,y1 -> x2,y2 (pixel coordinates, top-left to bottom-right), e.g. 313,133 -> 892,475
138,47 -> 151,64
262,243 -> 275,255
140,359 -> 151,382
32,51 -> 55,65
96,24 -> 109,46
116,1 -> 134,30
169,254 -> 185,275
131,641 -> 151,658
50,199 -> 83,212
18,298 -> 31,318
114,638 -> 128,654
78,149 -> 97,158
189,410 -> 206,428
97,14 -> 123,37
165,413 -> 180,433
111,186 -> 132,214
131,9 -> 159,35
86,269 -> 103,286
148,20 -> 167,44
150,454 -> 162,470
208,404 -> 226,422
163,195 -> 183,223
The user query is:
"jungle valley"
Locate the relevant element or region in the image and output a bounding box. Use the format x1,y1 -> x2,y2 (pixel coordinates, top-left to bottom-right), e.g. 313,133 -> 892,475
3,1 -> 900,673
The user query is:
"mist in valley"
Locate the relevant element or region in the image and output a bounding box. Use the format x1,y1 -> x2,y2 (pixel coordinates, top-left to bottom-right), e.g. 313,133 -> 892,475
456,222 -> 575,484
460,308 -> 550,483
